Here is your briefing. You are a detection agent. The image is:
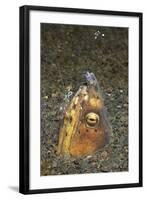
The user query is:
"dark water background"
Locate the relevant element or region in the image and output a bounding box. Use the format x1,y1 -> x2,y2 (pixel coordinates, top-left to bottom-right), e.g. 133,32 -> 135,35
41,23 -> 128,175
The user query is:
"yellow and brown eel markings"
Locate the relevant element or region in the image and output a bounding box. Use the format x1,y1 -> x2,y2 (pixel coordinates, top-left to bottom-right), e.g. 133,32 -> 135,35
57,85 -> 110,157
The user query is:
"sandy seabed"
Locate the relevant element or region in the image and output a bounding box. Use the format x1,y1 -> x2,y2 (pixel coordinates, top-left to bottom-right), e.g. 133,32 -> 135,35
40,24 -> 128,176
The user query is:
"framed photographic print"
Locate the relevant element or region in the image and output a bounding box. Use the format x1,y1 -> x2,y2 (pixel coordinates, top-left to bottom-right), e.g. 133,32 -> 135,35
19,5 -> 143,194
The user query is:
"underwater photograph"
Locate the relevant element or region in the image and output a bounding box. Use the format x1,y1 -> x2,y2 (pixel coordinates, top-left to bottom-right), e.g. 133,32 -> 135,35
40,23 -> 128,176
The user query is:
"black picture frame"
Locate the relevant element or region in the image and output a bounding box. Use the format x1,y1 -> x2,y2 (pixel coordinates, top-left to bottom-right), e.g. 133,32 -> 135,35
19,5 -> 143,194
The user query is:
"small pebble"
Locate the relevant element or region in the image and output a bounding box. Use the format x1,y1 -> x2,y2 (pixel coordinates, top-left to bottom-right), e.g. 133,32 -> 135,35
123,103 -> 127,107
52,162 -> 57,168
101,151 -> 108,160
85,155 -> 92,159
43,96 -> 48,99
117,105 -> 122,109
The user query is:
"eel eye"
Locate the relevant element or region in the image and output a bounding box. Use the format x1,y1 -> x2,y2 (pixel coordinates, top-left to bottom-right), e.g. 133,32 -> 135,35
85,112 -> 99,128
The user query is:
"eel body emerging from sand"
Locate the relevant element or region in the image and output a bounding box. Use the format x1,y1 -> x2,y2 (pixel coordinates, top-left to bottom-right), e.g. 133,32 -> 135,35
57,72 -> 110,157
